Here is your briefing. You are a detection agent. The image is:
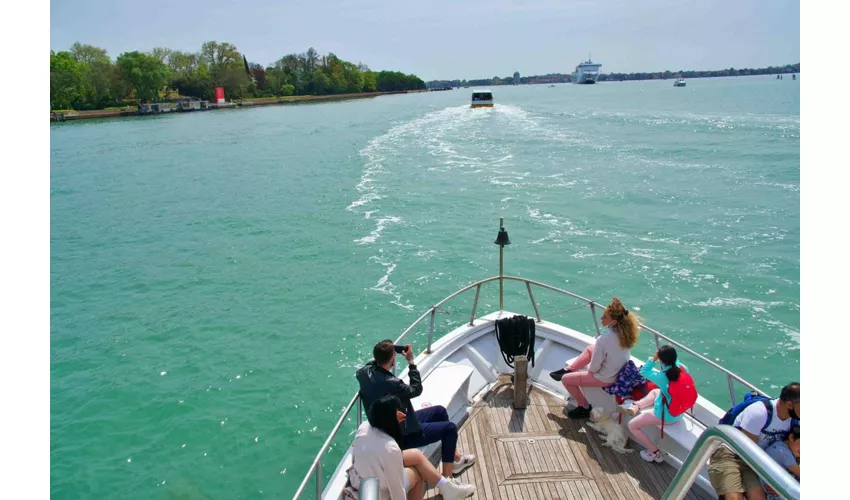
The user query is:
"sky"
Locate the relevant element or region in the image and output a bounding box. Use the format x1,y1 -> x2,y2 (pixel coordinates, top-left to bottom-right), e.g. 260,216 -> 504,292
50,0 -> 800,81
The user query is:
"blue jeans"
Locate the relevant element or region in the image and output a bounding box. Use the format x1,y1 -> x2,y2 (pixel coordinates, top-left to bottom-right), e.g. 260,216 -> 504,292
401,405 -> 458,464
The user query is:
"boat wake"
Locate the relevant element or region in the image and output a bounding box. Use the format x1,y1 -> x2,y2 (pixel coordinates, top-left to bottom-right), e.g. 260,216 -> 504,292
349,104 -> 547,309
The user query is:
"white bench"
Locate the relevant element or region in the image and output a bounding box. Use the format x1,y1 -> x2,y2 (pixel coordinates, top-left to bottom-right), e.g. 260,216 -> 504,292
553,353 -> 702,451
412,361 -> 474,417
405,362 -> 475,469
614,402 -> 702,455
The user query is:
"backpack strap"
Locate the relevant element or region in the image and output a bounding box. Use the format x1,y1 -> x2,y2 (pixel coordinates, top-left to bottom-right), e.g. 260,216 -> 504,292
759,398 -> 774,434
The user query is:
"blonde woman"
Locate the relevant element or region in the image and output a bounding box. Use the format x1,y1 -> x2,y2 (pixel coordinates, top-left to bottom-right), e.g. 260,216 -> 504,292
549,297 -> 641,419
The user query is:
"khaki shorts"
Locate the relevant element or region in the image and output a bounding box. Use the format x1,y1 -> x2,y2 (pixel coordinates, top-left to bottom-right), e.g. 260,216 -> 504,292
708,446 -> 763,495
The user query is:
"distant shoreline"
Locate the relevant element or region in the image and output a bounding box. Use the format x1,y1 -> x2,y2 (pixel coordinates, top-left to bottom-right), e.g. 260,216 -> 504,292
50,90 -> 425,123
428,63 -> 801,88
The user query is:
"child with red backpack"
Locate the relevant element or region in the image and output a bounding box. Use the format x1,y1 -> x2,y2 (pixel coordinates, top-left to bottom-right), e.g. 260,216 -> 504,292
616,345 -> 698,463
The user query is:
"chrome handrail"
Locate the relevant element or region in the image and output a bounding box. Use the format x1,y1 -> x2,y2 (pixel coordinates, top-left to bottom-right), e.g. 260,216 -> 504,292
292,276 -> 770,498
662,425 -> 800,500
359,478 -> 379,500
292,393 -> 360,499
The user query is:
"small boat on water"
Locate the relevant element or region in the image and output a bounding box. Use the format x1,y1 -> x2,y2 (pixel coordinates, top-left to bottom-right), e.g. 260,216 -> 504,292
471,90 -> 494,108
674,77 -> 686,87
293,220 -> 800,500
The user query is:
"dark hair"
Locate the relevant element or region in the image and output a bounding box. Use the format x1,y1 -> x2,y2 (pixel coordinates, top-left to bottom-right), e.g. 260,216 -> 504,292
780,382 -> 800,403
367,395 -> 404,446
658,345 -> 680,382
373,339 -> 395,366
788,425 -> 800,441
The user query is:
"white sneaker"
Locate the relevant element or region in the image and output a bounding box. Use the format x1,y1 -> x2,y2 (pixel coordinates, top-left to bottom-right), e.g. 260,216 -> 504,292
640,449 -> 664,463
452,453 -> 476,475
615,403 -> 640,417
439,477 -> 475,499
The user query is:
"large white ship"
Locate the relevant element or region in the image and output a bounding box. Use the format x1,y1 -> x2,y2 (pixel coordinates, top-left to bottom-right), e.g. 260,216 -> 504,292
572,58 -> 602,84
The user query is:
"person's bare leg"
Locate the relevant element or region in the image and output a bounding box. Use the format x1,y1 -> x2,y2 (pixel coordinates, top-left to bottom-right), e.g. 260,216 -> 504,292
722,493 -> 745,500
441,461 -> 453,477
402,449 -> 443,485
744,486 -> 767,500
406,468 -> 424,500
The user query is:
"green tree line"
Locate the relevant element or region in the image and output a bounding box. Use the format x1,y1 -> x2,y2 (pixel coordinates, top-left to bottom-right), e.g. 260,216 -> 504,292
50,42 -> 426,110
427,63 -> 801,88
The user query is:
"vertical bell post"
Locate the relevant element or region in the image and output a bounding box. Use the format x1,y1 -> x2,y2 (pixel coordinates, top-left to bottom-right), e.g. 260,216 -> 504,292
494,218 -> 511,311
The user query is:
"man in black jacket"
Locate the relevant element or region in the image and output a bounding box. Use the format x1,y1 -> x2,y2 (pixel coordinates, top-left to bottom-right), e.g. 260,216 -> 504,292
356,339 -> 475,478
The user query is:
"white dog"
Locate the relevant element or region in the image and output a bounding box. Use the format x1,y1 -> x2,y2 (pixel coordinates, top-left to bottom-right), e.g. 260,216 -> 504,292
585,407 -> 633,454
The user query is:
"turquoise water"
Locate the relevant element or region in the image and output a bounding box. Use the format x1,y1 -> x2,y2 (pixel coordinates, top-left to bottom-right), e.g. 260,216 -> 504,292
50,76 -> 799,498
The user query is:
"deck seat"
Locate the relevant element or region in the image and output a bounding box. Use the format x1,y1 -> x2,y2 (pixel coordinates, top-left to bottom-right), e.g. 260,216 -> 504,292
617,405 -> 703,452
410,361 -> 474,418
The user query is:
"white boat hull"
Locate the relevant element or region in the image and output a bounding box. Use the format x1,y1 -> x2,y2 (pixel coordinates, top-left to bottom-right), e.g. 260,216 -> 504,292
572,72 -> 598,84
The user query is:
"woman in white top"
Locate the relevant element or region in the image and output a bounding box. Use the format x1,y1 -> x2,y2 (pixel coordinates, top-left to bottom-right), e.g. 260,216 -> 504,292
548,297 -> 641,419
350,395 -> 474,500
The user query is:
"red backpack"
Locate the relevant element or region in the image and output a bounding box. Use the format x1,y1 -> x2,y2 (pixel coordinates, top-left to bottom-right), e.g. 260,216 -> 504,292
660,367 -> 698,438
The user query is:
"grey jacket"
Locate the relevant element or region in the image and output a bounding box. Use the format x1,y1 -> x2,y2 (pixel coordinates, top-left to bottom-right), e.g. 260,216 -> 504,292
356,361 -> 423,436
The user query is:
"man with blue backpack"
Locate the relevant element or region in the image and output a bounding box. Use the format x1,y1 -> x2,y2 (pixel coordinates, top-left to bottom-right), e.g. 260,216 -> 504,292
707,382 -> 800,500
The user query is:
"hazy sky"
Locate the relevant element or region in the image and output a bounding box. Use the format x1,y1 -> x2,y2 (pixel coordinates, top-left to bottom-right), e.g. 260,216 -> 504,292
50,0 -> 799,81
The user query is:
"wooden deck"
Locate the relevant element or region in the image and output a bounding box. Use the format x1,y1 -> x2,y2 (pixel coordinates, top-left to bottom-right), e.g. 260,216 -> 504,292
424,378 -> 713,500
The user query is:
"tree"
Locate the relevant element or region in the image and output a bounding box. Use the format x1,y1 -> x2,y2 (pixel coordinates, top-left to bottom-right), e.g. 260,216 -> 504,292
248,63 -> 267,92
375,71 -> 425,92
151,47 -> 173,63
168,51 -> 199,77
66,43 -> 120,108
116,51 -> 170,102
362,71 -> 377,92
69,42 -> 108,65
171,72 -> 215,100
200,41 -> 240,69
53,42 -> 430,108
307,69 -> 331,95
305,47 -> 320,71
50,51 -> 86,109
342,61 -> 364,93
217,65 -> 251,99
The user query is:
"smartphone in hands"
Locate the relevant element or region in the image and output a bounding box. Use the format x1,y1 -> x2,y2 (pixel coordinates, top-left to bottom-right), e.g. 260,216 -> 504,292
394,345 -> 406,354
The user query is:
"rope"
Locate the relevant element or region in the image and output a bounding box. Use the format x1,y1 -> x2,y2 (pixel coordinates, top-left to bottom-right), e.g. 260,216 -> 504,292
495,315 -> 536,368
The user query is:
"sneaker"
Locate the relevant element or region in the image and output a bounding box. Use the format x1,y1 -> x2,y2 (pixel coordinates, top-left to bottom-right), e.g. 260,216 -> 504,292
439,477 -> 475,499
640,449 -> 664,463
567,405 -> 592,420
548,368 -> 572,381
452,453 -> 476,475
615,404 -> 639,417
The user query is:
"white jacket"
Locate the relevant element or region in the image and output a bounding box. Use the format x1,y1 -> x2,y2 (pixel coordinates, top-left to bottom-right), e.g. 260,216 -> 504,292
351,423 -> 406,500
588,326 -> 632,383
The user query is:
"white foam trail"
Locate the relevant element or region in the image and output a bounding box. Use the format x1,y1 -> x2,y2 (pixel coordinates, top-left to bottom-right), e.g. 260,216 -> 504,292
760,319 -> 801,347
368,254 -> 414,311
354,216 -> 403,245
691,297 -> 787,309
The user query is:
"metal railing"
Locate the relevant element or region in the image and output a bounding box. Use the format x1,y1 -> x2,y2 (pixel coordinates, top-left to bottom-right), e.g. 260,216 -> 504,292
359,478 -> 379,500
662,425 -> 800,500
292,275 -> 769,498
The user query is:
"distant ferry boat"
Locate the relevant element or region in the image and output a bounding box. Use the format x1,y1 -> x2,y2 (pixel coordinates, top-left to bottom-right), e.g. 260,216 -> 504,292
673,77 -> 686,87
471,89 -> 493,108
572,58 -> 601,84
